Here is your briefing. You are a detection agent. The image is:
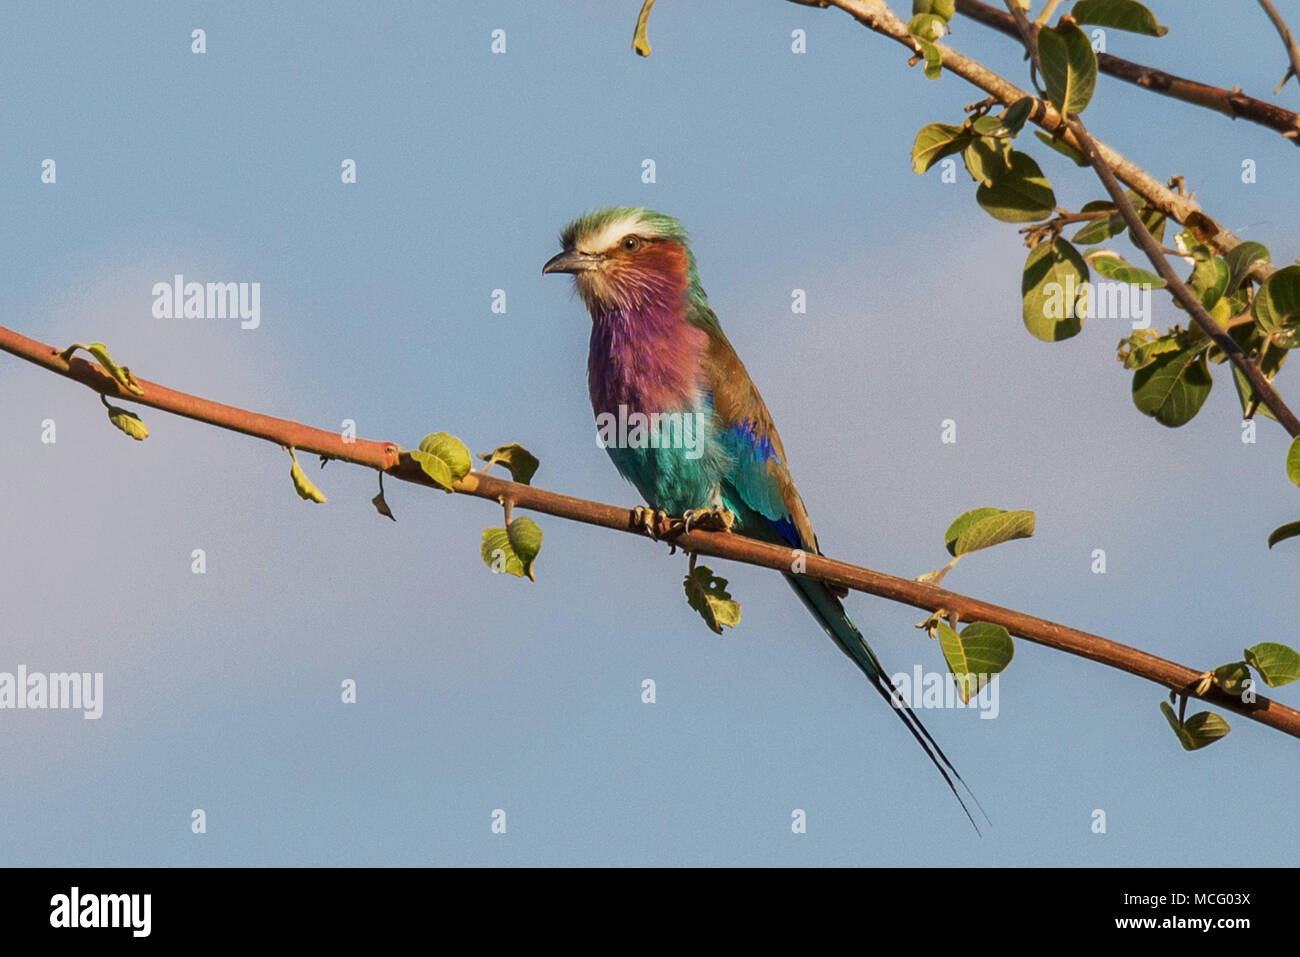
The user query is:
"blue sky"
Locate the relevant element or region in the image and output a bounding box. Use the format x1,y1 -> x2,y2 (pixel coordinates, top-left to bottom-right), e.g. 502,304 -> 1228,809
1,1 -> 1298,866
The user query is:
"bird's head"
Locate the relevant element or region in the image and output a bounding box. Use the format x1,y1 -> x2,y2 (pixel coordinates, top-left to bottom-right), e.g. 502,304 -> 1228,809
542,207 -> 696,314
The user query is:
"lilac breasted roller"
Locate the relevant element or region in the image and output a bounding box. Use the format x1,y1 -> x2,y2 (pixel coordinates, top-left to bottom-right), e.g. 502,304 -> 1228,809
543,207 -> 979,828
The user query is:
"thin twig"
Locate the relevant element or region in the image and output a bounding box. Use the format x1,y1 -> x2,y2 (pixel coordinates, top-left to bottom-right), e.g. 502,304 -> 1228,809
1258,0 -> 1300,93
1033,0 -> 1064,27
2,321 -> 1297,740
1018,206 -> 1115,246
993,5 -> 1300,437
1071,116 -> 1300,436
954,0 -> 1300,143
1019,206 -> 1115,232
794,0 -> 1279,288
1003,0 -> 1041,79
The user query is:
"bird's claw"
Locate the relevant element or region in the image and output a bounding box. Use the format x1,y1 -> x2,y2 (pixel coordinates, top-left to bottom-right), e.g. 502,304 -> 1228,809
633,506 -> 670,539
679,506 -> 736,534
635,505 -> 735,540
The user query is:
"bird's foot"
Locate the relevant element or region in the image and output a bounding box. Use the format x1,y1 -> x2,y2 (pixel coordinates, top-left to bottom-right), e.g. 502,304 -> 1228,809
633,506 -> 670,539
679,505 -> 736,534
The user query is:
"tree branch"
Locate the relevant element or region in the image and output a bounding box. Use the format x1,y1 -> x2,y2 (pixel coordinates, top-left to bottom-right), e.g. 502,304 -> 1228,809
990,3 -> 1300,436
794,0 -> 1279,286
1070,116 -> 1300,436
955,0 -> 1300,142
3,321 -> 1297,741
1259,0 -> 1300,94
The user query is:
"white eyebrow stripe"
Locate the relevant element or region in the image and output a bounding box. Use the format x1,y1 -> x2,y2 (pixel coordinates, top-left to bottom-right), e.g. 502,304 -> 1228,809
575,213 -> 648,253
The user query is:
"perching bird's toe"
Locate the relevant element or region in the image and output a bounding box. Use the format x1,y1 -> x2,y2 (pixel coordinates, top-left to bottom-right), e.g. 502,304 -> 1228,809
632,506 -> 670,539
681,505 -> 736,534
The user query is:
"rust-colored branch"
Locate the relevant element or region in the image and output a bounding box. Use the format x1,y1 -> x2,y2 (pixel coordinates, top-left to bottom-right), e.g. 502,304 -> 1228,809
3,322 -> 1298,741
955,0 -> 1300,142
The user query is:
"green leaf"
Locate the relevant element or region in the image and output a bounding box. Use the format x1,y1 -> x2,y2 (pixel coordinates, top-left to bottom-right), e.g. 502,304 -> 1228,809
943,507 -> 1001,554
1213,662 -> 1252,696
1180,712 -> 1231,748
1033,129 -> 1088,165
976,151 -> 1056,222
411,431 -> 472,492
1267,521 -> 1300,549
963,135 -> 1012,186
1185,255 -> 1230,311
105,405 -> 148,441
1038,20 -> 1098,116
1071,0 -> 1169,37
1140,208 -> 1167,246
912,0 -> 955,20
1287,435 -> 1300,487
683,564 -> 741,634
1022,238 -> 1089,341
1254,265 -> 1300,348
480,519 -> 543,580
1263,338 -> 1290,376
972,101 -> 1032,139
1127,193 -> 1166,249
1223,241 -> 1270,294
1118,329 -> 1181,370
478,443 -> 540,485
1071,201 -> 1124,244
1001,96 -> 1035,134
911,123 -> 971,174
1231,345 -> 1288,420
907,12 -> 947,42
972,114 -> 1010,137
936,621 -> 1015,703
906,13 -> 945,77
1209,297 -> 1233,323
916,37 -> 943,78
507,517 -> 543,580
1244,642 -> 1300,687
1090,252 -> 1167,288
76,342 -> 143,396
944,507 -> 1036,557
481,527 -> 524,578
1160,702 -> 1230,751
1225,286 -> 1252,317
1131,346 -> 1213,427
290,456 -> 327,503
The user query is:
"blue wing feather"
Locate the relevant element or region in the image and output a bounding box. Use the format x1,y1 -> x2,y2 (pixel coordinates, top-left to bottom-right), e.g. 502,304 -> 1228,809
717,418 -> 805,548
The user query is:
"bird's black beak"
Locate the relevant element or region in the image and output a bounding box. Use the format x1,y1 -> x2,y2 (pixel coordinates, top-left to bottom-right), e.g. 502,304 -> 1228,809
542,249 -> 603,275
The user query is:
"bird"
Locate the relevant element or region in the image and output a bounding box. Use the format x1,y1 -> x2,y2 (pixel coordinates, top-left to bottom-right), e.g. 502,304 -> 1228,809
543,206 -> 979,829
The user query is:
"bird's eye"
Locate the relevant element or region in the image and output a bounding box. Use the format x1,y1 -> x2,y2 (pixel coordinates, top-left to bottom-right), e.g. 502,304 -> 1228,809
620,236 -> 642,252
